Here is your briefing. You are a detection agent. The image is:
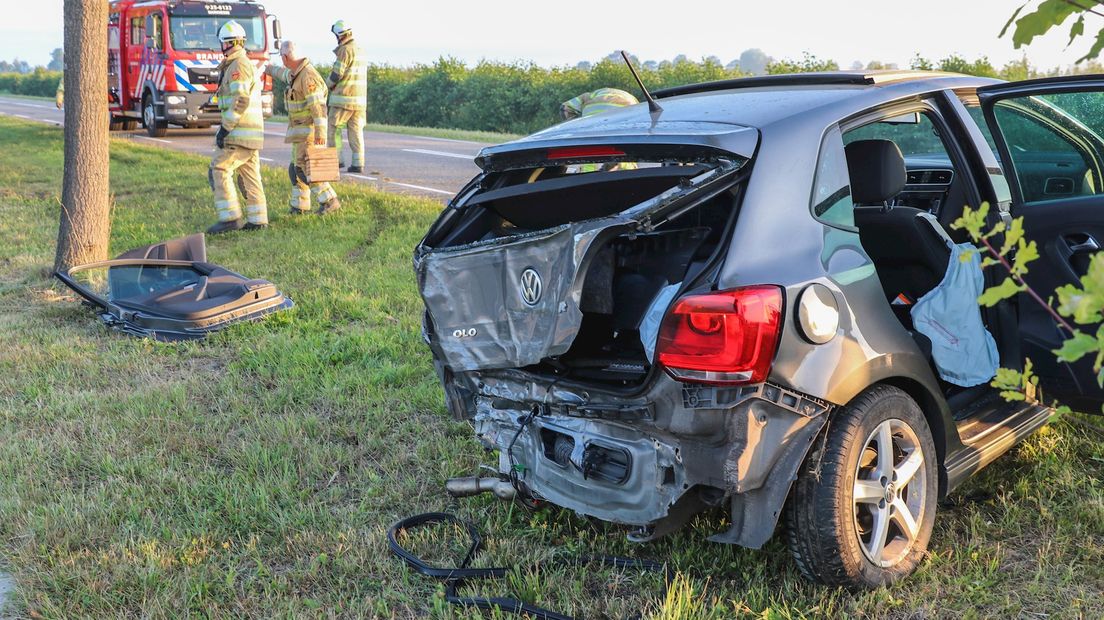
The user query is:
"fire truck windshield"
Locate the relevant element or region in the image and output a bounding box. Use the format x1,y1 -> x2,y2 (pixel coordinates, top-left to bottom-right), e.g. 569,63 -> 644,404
169,16 -> 265,52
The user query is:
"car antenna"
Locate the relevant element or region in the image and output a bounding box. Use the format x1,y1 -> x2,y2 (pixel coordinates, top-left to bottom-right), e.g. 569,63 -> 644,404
620,50 -> 662,114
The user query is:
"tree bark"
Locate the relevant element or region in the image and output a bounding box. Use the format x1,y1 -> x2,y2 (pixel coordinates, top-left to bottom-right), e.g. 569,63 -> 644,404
54,0 -> 111,273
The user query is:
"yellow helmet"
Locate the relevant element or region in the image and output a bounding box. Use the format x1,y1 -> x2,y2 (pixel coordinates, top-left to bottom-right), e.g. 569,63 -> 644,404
331,20 -> 352,37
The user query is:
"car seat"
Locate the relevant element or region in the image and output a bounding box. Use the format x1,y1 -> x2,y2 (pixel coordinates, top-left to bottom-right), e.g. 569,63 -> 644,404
847,139 -> 953,310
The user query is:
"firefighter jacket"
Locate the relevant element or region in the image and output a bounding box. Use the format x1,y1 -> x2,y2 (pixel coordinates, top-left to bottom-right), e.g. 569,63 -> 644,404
216,47 -> 265,150
327,38 -> 367,111
562,88 -> 639,118
266,61 -> 327,144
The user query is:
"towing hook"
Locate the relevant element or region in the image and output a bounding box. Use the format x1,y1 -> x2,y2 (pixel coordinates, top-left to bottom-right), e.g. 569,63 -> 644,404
445,476 -> 517,501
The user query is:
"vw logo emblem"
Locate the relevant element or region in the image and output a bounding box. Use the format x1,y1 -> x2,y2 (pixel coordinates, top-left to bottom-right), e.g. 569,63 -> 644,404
520,268 -> 542,306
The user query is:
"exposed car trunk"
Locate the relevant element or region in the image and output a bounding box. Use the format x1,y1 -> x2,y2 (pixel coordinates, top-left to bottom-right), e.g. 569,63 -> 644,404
416,151 -> 748,387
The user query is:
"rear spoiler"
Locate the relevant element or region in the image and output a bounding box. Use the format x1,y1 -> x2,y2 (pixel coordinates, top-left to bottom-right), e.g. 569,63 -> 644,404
475,126 -> 759,172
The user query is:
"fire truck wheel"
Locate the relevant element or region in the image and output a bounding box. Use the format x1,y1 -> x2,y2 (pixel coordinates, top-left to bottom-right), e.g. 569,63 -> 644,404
143,95 -> 168,138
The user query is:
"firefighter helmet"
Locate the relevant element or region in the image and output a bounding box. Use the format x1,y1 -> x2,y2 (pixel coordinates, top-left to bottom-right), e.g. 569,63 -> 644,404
218,20 -> 247,44
331,20 -> 352,37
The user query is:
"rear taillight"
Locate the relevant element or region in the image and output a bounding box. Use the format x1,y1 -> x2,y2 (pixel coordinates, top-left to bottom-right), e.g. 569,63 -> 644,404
656,286 -> 784,385
547,146 -> 625,160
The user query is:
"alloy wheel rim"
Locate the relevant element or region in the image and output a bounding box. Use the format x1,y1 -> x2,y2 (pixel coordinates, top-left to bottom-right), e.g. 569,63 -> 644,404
144,103 -> 154,127
852,418 -> 926,568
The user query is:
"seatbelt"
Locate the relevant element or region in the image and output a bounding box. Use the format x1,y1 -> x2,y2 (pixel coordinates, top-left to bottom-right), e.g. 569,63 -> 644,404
915,212 -> 955,250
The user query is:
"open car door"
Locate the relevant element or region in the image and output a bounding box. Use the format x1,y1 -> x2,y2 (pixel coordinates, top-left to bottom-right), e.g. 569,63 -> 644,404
978,76 -> 1104,412
56,234 -> 293,341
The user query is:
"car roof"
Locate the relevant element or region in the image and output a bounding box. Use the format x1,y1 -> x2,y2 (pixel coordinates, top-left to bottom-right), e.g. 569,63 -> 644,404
483,71 -> 1004,163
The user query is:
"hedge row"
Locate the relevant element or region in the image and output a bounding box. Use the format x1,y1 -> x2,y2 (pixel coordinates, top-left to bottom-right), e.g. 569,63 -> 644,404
271,57 -> 744,135
0,70 -> 62,98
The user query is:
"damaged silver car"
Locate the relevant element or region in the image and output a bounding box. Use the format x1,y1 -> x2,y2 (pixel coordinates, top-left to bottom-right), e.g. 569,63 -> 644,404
416,71 -> 1104,586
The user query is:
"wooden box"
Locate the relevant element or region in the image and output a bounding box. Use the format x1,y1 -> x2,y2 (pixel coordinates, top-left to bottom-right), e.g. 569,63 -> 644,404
303,147 -> 340,183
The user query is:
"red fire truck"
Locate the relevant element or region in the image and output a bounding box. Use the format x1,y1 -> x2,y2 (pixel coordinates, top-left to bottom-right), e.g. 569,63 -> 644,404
108,0 -> 280,137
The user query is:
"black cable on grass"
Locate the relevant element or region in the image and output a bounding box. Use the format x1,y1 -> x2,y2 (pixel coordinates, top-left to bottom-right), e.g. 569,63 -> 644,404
387,512 -> 672,620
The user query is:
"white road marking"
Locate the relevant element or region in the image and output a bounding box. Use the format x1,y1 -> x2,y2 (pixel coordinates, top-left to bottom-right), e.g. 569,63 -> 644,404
411,134 -> 486,145
402,148 -> 473,160
345,172 -> 452,196
13,114 -> 29,119
260,157 -> 275,162
138,136 -> 172,144
388,181 -> 453,195
0,99 -> 53,110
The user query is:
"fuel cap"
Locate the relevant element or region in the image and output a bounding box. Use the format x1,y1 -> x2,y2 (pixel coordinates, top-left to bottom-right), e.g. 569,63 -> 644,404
797,283 -> 839,344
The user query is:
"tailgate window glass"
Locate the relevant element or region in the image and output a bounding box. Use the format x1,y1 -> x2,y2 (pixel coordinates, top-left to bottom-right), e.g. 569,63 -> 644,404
811,125 -> 855,229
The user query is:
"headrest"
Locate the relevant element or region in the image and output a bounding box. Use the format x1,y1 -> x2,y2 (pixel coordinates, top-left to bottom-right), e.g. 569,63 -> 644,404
844,139 -> 906,205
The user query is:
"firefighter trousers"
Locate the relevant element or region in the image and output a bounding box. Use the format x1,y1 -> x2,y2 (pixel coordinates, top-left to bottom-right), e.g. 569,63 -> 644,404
290,142 -> 338,211
210,145 -> 268,224
327,106 -> 365,168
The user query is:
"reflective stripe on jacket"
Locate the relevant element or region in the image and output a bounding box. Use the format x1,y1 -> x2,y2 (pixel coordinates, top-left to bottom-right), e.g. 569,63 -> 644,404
562,88 -> 639,118
217,48 -> 265,149
327,39 -> 367,110
267,61 -> 328,144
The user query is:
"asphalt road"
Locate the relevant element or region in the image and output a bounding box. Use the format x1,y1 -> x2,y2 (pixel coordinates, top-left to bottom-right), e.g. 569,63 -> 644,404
0,95 -> 490,201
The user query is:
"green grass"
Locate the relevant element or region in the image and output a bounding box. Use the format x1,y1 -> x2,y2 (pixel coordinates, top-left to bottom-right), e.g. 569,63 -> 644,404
0,114 -> 1101,618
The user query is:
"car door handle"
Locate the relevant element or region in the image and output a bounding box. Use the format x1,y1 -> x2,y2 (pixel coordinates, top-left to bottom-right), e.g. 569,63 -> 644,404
1064,234 -> 1100,254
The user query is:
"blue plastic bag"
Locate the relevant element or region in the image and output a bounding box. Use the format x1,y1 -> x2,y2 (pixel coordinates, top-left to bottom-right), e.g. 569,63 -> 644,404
911,243 -> 1000,387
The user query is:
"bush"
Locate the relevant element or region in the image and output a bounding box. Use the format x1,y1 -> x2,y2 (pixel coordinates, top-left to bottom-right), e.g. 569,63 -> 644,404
269,56 -> 747,135
0,69 -> 62,98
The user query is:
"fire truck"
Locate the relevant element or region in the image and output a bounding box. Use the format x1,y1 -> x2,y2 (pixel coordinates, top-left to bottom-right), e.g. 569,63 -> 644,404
107,0 -> 280,137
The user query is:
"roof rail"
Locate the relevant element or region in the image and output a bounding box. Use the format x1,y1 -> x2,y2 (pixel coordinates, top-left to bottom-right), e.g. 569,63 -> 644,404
652,71 -> 959,99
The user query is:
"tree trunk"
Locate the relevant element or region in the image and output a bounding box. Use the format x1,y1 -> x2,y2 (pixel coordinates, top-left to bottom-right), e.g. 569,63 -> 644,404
54,0 -> 111,273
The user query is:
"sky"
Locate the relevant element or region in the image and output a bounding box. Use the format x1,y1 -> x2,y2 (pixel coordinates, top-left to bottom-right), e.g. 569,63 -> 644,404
3,1 -> 1096,71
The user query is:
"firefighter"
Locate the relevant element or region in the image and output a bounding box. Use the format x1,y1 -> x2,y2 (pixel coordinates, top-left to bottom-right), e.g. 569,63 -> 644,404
55,78 -> 63,109
265,40 -> 341,215
207,20 -> 267,234
560,88 -> 639,172
326,20 -> 367,173
560,87 -> 639,120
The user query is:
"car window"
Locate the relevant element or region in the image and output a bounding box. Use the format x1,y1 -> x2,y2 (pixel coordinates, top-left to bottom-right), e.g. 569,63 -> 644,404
964,106 -> 1000,154
843,112 -> 952,161
810,125 -> 855,228
989,92 -> 1104,204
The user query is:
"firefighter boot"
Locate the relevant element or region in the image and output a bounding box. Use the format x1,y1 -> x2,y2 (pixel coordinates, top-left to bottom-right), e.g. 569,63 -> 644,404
242,222 -> 268,231
207,218 -> 245,235
346,165 -> 363,174
318,197 -> 342,215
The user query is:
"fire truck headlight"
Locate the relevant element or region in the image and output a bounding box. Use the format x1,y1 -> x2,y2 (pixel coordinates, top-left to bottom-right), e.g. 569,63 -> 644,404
166,95 -> 186,106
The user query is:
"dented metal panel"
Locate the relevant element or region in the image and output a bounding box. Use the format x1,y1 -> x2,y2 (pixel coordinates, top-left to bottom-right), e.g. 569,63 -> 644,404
417,161 -> 744,372
420,221 -> 621,371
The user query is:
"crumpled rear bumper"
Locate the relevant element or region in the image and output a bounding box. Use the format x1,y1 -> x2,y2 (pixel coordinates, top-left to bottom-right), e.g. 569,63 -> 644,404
461,372 -> 831,544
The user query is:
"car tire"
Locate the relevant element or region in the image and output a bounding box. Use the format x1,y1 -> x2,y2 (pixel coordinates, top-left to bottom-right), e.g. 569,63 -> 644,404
784,384 -> 938,588
143,95 -> 168,138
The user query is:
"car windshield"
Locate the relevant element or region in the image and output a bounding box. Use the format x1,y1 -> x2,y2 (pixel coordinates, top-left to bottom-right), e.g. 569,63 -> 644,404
169,16 -> 264,52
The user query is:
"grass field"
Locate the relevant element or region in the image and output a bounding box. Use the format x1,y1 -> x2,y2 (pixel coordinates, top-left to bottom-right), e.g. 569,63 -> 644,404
0,115 -> 1101,618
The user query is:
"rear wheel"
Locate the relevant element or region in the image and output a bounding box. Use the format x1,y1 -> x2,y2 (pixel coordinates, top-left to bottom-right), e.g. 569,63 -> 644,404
142,95 -> 168,137
785,385 -> 937,587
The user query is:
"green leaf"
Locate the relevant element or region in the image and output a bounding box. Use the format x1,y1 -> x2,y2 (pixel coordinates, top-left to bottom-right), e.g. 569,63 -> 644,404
1078,28 -> 1104,63
1056,282 -> 1104,324
1012,0 -> 1081,49
998,216 -> 1025,256
1053,330 -> 1099,364
952,203 -> 990,241
1001,3 -> 1029,38
1068,15 -> 1086,48
978,277 -> 1023,307
1010,239 -> 1039,276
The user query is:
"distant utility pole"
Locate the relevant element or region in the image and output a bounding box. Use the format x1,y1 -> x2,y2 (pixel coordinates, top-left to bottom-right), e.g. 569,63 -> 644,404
55,0 -> 111,273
